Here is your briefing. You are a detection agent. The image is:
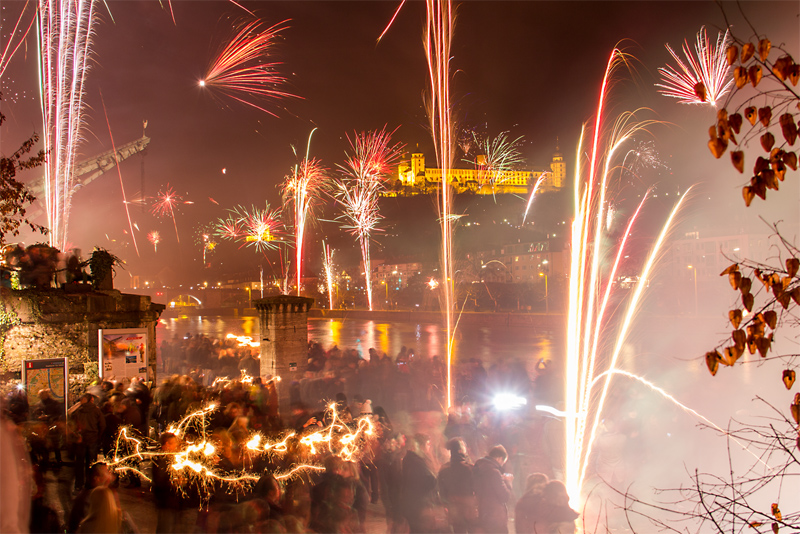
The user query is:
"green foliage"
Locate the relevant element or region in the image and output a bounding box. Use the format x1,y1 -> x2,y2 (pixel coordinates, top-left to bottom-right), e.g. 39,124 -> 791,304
0,96 -> 48,246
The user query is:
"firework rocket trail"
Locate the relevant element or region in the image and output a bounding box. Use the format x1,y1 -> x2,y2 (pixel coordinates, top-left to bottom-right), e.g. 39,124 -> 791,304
323,241 -> 335,310
522,174 -> 546,225
335,178 -> 382,310
424,0 -> 455,409
200,19 -> 296,116
101,92 -> 139,257
37,0 -> 98,250
282,130 -> 328,296
337,128 -> 403,310
377,0 -> 406,44
564,48 -> 695,506
151,185 -> 182,243
0,1 -> 37,80
657,27 -> 732,106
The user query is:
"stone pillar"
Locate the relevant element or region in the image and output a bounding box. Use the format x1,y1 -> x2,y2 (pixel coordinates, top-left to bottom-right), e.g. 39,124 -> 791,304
254,295 -> 314,420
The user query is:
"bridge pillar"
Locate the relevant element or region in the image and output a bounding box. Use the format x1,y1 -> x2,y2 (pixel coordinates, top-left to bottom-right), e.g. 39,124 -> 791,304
254,295 -> 314,420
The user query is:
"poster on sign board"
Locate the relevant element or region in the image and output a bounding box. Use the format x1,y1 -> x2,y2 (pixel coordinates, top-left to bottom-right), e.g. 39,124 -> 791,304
22,358 -> 68,414
99,328 -> 149,382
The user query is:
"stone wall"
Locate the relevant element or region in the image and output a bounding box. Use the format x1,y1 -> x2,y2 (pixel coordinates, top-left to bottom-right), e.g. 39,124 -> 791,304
1,287 -> 165,379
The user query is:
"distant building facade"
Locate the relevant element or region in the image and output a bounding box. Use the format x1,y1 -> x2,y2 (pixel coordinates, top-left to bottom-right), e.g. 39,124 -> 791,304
390,148 -> 566,196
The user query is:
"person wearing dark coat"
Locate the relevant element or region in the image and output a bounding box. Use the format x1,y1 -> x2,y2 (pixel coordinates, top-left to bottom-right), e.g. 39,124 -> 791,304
400,433 -> 438,533
153,433 -> 191,533
438,438 -> 476,533
472,445 -> 513,534
69,394 -> 106,490
522,480 -> 579,534
514,473 -> 549,534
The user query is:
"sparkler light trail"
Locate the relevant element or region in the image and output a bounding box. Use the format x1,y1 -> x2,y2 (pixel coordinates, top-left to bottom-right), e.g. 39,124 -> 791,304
657,26 -> 733,106
282,130 -> 329,296
151,185 -> 182,242
200,19 -> 296,116
37,0 -> 99,250
522,174 -> 546,225
323,241 -> 335,310
424,0 -> 456,409
107,397 -> 376,505
147,230 -> 160,252
564,48 -> 694,506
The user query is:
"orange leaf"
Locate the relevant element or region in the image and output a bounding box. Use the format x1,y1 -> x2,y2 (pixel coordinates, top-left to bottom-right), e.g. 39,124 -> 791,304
786,258 -> 799,277
741,42 -> 755,63
791,287 -> 800,306
759,106 -> 772,127
731,151 -> 745,173
740,277 -> 752,295
742,292 -> 755,312
757,336 -> 771,358
729,271 -> 742,290
729,113 -> 743,134
705,351 -> 720,376
783,369 -> 796,389
745,106 -> 758,125
693,82 -> 707,102
779,113 -> 798,146
758,38 -> 771,61
761,132 -> 776,152
782,151 -> 798,171
742,186 -> 755,206
720,264 -> 739,276
708,138 -> 727,159
749,65 -> 763,87
763,310 -> 778,330
732,329 -> 746,350
729,309 -> 743,329
791,393 -> 800,424
771,503 -> 781,521
789,64 -> 799,86
726,45 -> 738,66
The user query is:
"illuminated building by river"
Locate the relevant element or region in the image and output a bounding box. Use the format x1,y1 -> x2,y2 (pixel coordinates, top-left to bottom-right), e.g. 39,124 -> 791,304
389,147 -> 566,196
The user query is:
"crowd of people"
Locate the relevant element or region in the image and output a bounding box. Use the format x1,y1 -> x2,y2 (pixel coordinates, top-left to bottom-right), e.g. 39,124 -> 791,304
1,335 -> 581,533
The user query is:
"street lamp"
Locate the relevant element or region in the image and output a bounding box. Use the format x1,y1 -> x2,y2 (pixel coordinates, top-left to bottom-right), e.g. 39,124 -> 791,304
688,265 -> 698,316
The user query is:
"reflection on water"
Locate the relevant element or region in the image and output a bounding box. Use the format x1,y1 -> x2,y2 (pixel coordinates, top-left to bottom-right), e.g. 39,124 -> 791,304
158,315 -> 561,374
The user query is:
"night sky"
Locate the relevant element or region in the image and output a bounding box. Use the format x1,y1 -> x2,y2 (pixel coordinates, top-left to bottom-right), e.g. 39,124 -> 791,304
1,1 -> 798,282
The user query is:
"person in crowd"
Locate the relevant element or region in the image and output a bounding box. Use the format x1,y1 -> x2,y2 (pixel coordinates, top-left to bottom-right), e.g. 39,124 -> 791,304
438,438 -> 476,533
400,433 -> 439,533
473,444 -> 514,534
309,455 -> 349,533
0,404 -> 33,534
68,462 -> 115,534
514,473 -> 549,534
69,393 -> 106,490
77,486 -> 121,534
32,388 -> 65,468
153,432 -> 191,533
523,480 -> 579,534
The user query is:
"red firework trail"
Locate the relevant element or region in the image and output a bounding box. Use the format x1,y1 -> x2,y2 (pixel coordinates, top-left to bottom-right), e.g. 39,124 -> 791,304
101,92 -> 139,257
200,19 -> 297,116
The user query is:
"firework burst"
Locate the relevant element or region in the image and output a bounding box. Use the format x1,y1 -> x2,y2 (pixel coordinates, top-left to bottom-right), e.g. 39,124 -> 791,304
657,26 -> 733,106
215,203 -> 284,253
195,223 -> 218,267
472,131 -> 525,192
336,128 -> 402,310
282,131 -> 329,296
200,19 -> 296,115
37,0 -> 99,250
151,185 -> 183,242
0,1 -> 37,80
564,49 -> 694,506
147,230 -> 160,252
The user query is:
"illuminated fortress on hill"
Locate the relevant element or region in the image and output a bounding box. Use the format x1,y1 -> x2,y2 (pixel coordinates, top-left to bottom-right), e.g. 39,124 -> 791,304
386,148 -> 566,196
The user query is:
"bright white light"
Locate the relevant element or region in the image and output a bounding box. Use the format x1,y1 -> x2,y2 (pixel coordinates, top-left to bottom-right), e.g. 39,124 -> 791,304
493,393 -> 527,411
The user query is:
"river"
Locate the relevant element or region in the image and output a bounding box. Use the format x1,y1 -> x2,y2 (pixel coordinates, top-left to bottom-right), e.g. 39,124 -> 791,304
157,314 -> 561,376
